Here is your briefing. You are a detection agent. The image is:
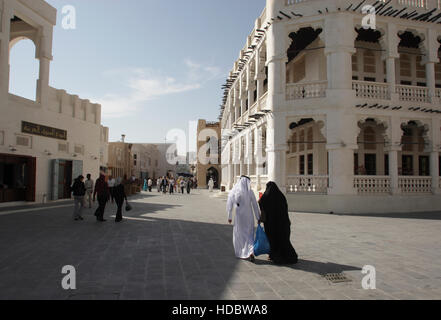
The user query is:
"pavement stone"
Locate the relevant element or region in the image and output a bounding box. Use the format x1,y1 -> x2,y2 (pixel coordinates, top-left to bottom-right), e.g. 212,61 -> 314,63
0,190 -> 440,300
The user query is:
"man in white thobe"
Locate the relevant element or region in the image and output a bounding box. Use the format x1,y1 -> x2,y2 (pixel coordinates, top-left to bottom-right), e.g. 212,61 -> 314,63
208,178 -> 214,192
227,176 -> 261,261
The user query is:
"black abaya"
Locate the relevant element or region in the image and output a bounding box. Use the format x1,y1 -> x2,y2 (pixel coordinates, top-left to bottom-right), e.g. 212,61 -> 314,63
259,182 -> 298,265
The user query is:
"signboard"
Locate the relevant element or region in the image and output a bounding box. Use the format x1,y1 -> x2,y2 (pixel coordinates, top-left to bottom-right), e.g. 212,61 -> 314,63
21,121 -> 67,141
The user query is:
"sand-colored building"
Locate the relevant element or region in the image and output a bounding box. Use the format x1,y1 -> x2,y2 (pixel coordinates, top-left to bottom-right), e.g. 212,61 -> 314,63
196,119 -> 221,189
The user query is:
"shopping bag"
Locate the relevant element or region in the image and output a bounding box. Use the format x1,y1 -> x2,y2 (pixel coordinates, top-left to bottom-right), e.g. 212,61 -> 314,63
125,201 -> 132,212
254,225 -> 270,256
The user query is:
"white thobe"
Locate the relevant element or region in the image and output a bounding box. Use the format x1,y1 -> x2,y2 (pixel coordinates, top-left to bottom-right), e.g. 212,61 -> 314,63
227,188 -> 261,259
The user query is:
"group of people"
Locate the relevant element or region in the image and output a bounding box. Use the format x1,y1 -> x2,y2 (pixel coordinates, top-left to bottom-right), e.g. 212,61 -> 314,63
227,176 -> 298,265
156,176 -> 196,195
71,173 -> 128,223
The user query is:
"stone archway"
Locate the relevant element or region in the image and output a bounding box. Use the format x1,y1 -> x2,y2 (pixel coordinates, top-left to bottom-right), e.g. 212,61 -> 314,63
206,167 -> 219,189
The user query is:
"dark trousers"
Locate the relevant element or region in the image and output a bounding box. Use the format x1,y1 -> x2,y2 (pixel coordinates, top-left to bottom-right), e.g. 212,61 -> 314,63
94,195 -> 107,220
116,200 -> 124,221
181,187 -> 185,194
109,187 -> 115,202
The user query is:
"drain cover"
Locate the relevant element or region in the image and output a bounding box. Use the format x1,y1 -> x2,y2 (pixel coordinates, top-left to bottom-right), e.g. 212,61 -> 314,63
323,273 -> 352,284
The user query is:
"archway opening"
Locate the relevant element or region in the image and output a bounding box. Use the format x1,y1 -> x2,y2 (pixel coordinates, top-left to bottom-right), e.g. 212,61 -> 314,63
9,16 -> 39,101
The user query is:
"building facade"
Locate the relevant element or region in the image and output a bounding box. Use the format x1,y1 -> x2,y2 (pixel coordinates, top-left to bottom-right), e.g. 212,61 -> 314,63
107,139 -> 133,180
197,119 -> 221,189
131,143 -> 160,181
0,0 -> 103,203
220,0 -> 441,213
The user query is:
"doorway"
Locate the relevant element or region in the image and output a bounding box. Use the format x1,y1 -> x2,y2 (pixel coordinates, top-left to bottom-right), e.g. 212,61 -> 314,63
0,154 -> 36,203
206,167 -> 219,189
58,160 -> 73,199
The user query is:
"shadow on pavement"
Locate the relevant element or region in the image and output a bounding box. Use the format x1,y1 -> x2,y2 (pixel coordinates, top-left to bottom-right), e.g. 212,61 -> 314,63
254,258 -> 361,275
336,211 -> 441,221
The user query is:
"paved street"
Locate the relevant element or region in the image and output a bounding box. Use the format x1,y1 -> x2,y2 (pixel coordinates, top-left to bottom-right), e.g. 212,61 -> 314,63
0,190 -> 440,300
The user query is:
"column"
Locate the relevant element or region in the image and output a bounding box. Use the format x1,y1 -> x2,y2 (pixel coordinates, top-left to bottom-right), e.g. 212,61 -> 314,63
430,151 -> 440,194
424,28 -> 439,103
0,2 -> 12,98
267,113 -> 288,192
388,147 -> 400,195
324,14 -> 356,93
326,112 -> 358,195
266,1 -> 288,192
36,31 -> 53,107
386,117 -> 403,195
382,23 -> 400,101
255,127 -> 262,190
386,57 -> 398,100
430,117 -> 441,194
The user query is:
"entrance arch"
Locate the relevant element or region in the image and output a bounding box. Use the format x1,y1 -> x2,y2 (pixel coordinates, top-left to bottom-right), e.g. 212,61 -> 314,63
206,167 -> 219,189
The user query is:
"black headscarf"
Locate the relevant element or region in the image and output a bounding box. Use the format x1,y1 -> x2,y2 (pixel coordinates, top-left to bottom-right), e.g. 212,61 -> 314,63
259,182 -> 289,224
259,181 -> 297,265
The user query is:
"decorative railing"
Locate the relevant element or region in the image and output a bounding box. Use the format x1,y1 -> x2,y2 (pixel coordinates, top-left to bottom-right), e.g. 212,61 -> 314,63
352,81 -> 390,100
354,176 -> 391,194
398,176 -> 432,194
287,0 -> 438,8
435,88 -> 441,99
286,81 -> 327,100
286,175 -> 329,194
396,85 -> 430,103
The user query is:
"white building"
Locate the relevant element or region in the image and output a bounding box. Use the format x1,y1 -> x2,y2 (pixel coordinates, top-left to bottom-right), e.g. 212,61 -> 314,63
0,0 -> 104,203
220,0 -> 441,214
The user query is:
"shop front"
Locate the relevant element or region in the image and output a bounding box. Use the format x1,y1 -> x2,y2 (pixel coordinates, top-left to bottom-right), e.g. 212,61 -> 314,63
0,154 -> 36,203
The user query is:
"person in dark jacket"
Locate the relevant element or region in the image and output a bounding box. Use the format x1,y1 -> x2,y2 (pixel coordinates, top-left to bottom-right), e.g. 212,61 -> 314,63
258,181 -> 298,265
93,174 -> 110,222
71,175 -> 86,221
113,177 -> 127,223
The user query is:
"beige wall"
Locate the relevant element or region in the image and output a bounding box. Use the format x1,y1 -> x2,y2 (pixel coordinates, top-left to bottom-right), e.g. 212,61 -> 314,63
196,119 -> 221,188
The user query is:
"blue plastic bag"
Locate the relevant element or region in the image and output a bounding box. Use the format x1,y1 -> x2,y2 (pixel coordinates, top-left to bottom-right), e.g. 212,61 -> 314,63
254,225 -> 270,256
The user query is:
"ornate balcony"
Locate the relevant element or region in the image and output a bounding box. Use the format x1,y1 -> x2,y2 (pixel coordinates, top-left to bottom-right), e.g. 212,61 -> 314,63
286,81 -> 328,100
354,176 -> 391,194
396,85 -> 430,103
353,81 -> 390,100
286,175 -> 329,194
398,176 -> 432,194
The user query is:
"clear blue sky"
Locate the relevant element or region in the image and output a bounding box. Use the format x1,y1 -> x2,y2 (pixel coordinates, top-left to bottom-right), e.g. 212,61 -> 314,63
9,0 -> 266,153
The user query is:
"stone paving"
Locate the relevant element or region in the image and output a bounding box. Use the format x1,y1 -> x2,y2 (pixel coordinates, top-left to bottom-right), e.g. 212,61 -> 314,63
0,190 -> 440,300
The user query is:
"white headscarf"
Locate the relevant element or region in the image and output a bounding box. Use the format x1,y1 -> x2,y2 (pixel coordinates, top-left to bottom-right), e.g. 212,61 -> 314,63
227,176 -> 251,213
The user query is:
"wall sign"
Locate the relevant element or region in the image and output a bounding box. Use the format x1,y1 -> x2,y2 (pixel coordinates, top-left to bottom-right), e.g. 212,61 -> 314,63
21,121 -> 67,141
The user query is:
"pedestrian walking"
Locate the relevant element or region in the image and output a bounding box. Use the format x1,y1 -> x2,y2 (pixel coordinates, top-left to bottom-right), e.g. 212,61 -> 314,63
71,175 -> 86,221
108,176 -> 116,204
169,178 -> 175,195
84,174 -> 94,209
157,178 -> 161,192
148,178 -> 153,192
259,182 -> 298,265
180,179 -> 185,194
208,178 -> 214,192
94,174 -> 110,222
227,176 -> 261,262
186,178 -> 192,194
114,177 -> 127,223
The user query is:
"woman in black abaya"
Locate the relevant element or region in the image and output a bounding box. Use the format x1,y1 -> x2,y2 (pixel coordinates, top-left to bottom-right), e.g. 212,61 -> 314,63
259,182 -> 298,265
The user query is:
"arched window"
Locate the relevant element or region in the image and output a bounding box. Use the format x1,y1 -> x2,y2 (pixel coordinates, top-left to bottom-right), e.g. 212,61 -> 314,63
9,39 -> 39,101
364,127 -> 376,150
